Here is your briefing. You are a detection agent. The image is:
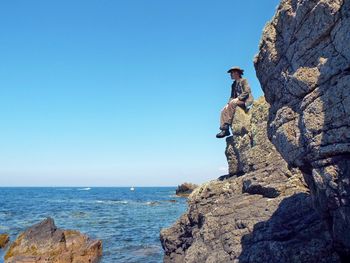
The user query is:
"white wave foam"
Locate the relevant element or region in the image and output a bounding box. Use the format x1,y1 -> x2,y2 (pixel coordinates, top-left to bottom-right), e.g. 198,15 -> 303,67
95,200 -> 128,205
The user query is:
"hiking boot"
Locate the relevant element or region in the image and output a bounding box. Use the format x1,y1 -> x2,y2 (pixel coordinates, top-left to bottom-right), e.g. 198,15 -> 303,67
216,123 -> 231,138
216,129 -> 230,138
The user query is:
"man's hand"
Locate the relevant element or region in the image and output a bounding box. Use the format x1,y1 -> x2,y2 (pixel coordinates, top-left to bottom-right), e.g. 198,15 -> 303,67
227,98 -> 238,105
228,98 -> 239,105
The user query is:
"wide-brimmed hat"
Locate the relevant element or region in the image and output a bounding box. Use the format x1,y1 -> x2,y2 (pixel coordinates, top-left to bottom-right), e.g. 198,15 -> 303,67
227,66 -> 244,75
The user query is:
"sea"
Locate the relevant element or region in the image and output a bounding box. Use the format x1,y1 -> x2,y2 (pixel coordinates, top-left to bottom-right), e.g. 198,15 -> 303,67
0,187 -> 188,263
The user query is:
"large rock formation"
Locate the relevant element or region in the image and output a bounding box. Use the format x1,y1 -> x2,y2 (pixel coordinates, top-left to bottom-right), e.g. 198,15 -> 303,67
160,97 -> 340,262
4,217 -> 102,263
254,0 -> 350,258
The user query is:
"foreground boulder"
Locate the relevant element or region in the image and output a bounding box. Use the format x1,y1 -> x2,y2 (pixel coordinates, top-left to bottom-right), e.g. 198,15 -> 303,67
160,97 -> 340,262
254,0 -> 350,259
175,183 -> 198,197
0,234 -> 9,249
5,217 -> 102,263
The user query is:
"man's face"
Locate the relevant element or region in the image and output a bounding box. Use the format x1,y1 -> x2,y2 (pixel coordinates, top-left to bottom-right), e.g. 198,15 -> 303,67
230,71 -> 240,80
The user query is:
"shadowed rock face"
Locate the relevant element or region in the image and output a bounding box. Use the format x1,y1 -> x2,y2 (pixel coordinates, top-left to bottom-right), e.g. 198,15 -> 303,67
4,217 -> 102,263
160,97 -> 340,262
254,0 -> 350,257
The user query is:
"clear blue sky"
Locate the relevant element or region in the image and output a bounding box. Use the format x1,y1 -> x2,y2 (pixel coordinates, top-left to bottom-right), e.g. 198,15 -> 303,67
0,0 -> 280,186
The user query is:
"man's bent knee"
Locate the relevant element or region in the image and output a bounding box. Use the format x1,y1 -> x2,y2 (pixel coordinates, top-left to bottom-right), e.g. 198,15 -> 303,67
229,100 -> 238,107
227,102 -> 238,111
221,105 -> 228,112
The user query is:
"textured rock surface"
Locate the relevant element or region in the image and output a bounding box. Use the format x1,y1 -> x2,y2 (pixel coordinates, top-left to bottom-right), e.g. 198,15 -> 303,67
176,182 -> 199,197
225,98 -> 276,176
160,97 -> 340,262
4,217 -> 102,263
0,234 -> 9,249
254,0 -> 350,258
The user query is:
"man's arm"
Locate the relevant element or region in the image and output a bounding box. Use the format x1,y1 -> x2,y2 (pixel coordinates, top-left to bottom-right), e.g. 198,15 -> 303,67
237,79 -> 251,101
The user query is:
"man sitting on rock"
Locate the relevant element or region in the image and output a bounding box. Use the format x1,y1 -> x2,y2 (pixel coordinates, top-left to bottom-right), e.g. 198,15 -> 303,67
216,66 -> 254,138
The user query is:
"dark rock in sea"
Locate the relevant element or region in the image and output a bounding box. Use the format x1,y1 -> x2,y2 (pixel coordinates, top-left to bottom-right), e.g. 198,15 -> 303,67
160,97 -> 340,262
0,233 -> 9,249
254,0 -> 350,259
148,201 -> 161,206
175,182 -> 198,197
4,217 -> 102,263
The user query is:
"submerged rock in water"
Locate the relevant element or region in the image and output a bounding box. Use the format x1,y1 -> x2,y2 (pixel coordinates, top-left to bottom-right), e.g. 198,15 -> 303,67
0,233 -> 9,249
160,97 -> 340,262
4,217 -> 102,263
175,182 -> 198,197
254,0 -> 350,259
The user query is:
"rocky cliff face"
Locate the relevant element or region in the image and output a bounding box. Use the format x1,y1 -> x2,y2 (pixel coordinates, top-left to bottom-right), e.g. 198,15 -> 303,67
160,0 -> 349,261
254,0 -> 350,258
160,97 -> 340,262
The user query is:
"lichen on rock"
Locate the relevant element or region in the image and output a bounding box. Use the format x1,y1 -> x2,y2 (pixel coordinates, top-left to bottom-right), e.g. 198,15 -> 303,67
225,97 -> 275,176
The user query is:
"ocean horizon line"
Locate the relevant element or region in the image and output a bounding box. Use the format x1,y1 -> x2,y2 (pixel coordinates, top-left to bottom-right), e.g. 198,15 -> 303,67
0,185 -> 179,188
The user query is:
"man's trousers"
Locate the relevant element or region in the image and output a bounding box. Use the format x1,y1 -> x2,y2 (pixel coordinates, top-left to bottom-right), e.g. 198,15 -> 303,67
220,99 -> 246,129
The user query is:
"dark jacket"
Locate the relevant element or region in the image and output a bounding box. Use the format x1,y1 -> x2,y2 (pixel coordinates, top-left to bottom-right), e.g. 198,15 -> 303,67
229,77 -> 254,107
